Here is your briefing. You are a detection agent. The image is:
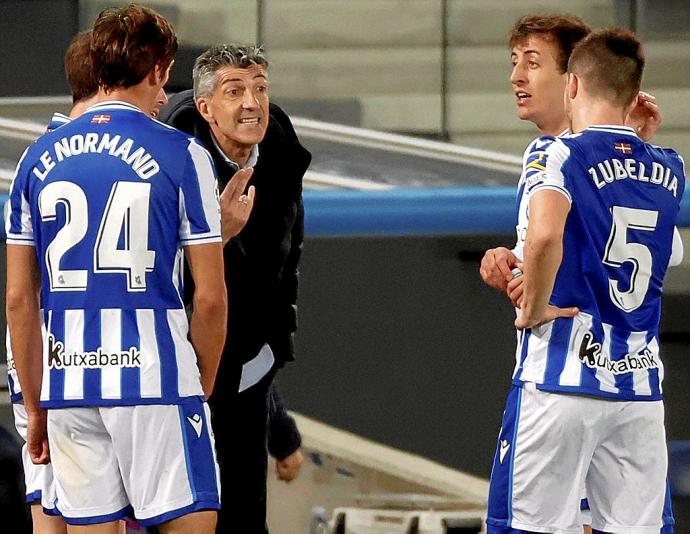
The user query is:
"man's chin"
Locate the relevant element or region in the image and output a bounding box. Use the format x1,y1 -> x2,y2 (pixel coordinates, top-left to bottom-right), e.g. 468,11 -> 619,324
234,127 -> 267,146
516,107 -> 534,122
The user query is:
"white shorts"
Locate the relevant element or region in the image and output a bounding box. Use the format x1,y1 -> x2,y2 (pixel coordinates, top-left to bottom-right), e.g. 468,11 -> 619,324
487,383 -> 667,534
12,403 -> 59,514
47,398 -> 220,526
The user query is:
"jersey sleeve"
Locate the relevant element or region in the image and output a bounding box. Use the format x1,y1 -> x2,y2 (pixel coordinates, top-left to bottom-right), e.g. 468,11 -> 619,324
178,139 -> 222,246
522,136 -> 572,204
5,147 -> 35,246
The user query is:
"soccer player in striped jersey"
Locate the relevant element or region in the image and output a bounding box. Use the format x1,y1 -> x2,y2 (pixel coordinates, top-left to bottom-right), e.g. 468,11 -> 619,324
486,28 -> 685,533
6,5 -> 226,532
480,14 -> 678,534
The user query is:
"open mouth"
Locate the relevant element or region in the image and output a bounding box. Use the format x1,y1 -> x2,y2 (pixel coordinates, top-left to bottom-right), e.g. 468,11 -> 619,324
515,91 -> 531,105
239,117 -> 260,125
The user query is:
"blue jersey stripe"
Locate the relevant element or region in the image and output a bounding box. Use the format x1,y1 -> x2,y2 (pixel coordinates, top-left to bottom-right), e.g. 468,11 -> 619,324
542,318 -> 574,384
120,309 -> 141,399
83,309 -> 102,399
611,326 -> 632,392
48,311 -> 65,401
580,317 -> 604,391
155,310 -> 179,399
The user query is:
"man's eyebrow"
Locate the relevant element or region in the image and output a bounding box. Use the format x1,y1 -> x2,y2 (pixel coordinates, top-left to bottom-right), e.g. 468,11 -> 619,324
221,74 -> 268,83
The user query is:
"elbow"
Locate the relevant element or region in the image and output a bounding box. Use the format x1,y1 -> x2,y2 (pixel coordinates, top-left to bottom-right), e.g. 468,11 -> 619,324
526,229 -> 562,255
6,288 -> 38,318
194,289 -> 228,321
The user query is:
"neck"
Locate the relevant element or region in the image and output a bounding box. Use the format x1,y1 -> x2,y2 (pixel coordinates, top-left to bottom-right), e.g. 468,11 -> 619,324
210,124 -> 253,166
536,116 -> 570,137
95,84 -> 153,116
69,95 -> 99,119
569,100 -> 627,133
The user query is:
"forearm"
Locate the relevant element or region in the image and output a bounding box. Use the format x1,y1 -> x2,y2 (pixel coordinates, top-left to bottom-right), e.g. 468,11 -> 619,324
521,232 -> 563,324
190,291 -> 227,397
7,297 -> 43,413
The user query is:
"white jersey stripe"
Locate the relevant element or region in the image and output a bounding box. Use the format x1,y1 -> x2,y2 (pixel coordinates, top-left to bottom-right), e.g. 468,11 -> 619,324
100,309 -> 123,399
558,315 -> 589,387
597,323 -> 619,394
519,322 -> 553,384
628,331 -> 652,396
63,310 -> 85,400
137,309 -> 162,398
168,309 -> 201,398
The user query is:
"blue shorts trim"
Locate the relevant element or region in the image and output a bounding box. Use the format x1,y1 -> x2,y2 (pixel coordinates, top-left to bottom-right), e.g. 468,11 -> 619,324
487,385 -> 523,529
25,490 -> 41,504
177,401 -> 220,505
136,500 -> 220,526
58,505 -> 133,525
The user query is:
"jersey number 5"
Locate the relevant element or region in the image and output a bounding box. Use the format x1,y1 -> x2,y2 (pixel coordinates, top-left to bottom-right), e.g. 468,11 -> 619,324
39,181 -> 156,292
603,205 -> 658,312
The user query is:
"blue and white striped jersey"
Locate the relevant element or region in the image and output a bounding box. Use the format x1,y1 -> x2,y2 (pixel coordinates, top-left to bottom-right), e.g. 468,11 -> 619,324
6,101 -> 221,408
512,125 -> 685,400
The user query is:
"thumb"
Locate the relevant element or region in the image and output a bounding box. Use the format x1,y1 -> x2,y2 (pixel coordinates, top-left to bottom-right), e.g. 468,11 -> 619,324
553,306 -> 579,319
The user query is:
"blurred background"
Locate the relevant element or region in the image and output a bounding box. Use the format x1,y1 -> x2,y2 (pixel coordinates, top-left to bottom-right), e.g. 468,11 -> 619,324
0,1 -> 689,532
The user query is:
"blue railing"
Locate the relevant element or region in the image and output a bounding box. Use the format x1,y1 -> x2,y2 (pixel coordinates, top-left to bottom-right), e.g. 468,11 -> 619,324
3,187 -> 689,239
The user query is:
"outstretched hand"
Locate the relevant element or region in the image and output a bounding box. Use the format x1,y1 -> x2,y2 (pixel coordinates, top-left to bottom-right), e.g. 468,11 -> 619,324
626,91 -> 661,142
515,304 -> 579,330
220,168 -> 255,244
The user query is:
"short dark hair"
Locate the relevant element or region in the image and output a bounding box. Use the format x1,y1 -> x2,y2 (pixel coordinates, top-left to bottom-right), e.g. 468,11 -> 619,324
509,14 -> 591,73
65,31 -> 98,104
193,44 -> 269,99
568,28 -> 644,107
91,3 -> 178,92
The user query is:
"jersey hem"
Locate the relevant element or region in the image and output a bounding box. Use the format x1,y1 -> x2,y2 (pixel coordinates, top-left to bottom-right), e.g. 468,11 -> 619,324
512,379 -> 663,401
40,394 -> 206,409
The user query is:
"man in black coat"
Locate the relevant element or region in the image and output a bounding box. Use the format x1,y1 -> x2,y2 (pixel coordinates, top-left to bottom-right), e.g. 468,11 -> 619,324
158,44 -> 311,534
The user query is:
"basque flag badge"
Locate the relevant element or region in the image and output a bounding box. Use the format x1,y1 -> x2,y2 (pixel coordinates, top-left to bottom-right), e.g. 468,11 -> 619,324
614,142 -> 633,155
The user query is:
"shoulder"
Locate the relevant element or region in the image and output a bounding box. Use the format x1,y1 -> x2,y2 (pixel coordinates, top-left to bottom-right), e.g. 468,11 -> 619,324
522,136 -> 570,171
650,145 -> 685,174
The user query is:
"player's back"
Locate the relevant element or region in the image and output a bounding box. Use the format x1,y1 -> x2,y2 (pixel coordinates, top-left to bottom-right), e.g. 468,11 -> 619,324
6,101 -> 221,407
513,126 -> 685,400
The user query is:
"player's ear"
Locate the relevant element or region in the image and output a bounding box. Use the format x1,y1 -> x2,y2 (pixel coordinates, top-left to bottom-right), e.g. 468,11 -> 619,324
196,98 -> 213,123
567,73 -> 578,100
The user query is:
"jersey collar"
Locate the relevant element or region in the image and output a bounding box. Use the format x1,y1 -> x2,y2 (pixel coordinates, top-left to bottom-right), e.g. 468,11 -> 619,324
585,125 -> 638,137
85,100 -> 145,114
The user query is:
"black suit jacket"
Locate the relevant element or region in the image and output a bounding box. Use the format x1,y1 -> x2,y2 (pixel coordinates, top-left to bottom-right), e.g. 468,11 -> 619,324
159,91 -> 311,389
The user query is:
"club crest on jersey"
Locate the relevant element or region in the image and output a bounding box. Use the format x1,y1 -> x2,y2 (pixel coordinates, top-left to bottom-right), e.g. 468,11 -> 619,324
46,334 -> 142,369
614,142 -> 632,154
578,331 -> 658,374
91,114 -> 111,124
